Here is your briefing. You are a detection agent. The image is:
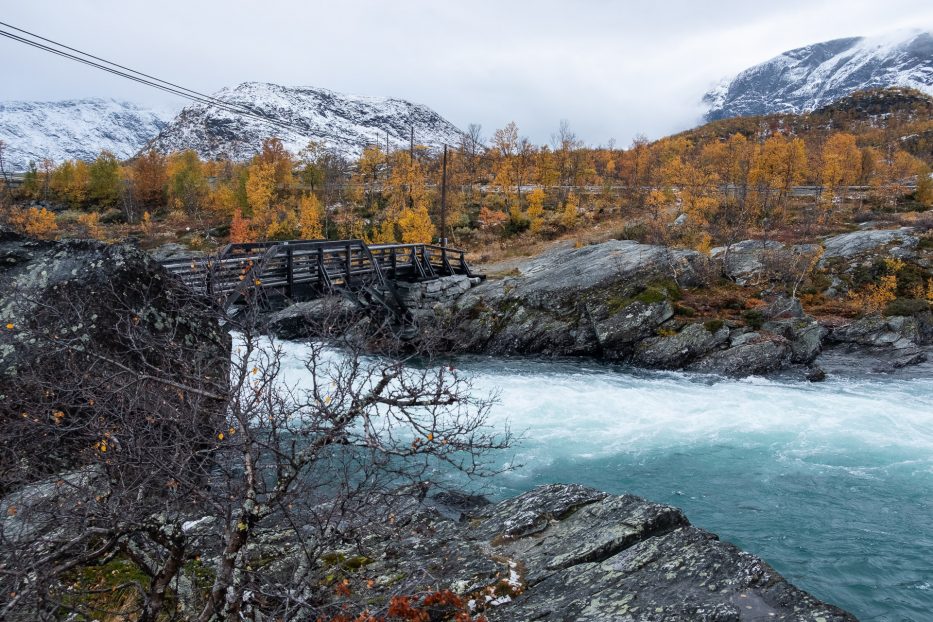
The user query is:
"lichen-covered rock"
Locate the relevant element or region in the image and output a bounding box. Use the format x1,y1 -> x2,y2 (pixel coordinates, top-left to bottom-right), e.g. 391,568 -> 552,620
311,484 -> 855,621
448,240 -> 704,358
828,314 -> 920,349
396,274 -> 473,309
764,319 -> 827,364
148,242 -> 205,262
710,239 -> 784,285
491,524 -> 854,621
820,227 -> 917,263
0,466 -> 106,547
264,297 -> 358,339
595,301 -> 675,355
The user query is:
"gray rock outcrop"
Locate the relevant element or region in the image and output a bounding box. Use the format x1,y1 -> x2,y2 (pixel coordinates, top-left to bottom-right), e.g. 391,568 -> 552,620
633,323 -> 729,369
829,314 -> 921,349
820,227 -> 918,263
316,484 -> 855,620
447,240 -> 705,357
711,239 -> 784,285
689,339 -> 792,376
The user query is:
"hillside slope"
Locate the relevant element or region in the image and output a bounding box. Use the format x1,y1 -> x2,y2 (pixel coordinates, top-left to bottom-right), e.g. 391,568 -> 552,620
0,98 -> 172,171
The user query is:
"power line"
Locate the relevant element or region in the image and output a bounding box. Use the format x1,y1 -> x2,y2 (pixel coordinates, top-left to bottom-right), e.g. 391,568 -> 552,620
0,20 -> 258,116
0,22 -> 313,138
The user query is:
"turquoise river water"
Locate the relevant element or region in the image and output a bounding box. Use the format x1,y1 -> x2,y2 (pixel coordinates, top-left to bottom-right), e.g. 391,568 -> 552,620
276,340 -> 933,621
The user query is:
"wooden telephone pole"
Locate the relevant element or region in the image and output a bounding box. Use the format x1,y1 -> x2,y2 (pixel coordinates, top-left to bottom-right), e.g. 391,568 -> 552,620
440,144 -> 448,247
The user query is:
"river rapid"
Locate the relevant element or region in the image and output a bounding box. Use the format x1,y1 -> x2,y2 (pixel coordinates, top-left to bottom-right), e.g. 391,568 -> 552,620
274,338 -> 933,621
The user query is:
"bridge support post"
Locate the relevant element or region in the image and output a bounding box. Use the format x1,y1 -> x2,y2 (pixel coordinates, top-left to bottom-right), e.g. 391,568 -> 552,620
345,243 -> 352,284
285,245 -> 294,299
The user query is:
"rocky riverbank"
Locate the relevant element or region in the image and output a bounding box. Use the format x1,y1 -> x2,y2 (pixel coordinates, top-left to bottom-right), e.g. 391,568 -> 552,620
1,470 -> 856,620
266,223 -> 932,380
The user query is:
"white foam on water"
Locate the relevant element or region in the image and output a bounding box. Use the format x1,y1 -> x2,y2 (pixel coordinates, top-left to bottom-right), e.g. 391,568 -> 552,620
259,334 -> 933,477
461,362 -> 933,470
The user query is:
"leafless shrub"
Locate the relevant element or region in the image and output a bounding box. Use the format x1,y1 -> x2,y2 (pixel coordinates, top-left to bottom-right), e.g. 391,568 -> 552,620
1,280 -> 512,621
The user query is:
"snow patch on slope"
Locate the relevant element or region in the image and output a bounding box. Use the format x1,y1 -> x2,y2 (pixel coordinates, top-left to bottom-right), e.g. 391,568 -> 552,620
148,82 -> 464,161
705,30 -> 933,120
0,98 -> 174,171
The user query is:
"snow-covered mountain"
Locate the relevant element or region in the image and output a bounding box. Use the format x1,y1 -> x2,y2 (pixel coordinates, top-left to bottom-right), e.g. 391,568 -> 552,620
704,31 -> 933,121
148,82 -> 464,160
0,98 -> 173,171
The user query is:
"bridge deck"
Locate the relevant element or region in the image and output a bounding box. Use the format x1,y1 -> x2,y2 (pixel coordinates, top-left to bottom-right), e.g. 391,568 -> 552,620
159,239 -> 481,309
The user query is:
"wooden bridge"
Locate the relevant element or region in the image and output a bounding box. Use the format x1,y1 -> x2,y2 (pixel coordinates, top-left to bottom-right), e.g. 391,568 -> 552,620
159,239 -> 482,311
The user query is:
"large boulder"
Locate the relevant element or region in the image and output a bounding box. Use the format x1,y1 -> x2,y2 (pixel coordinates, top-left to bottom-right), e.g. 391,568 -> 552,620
689,338 -> 792,376
447,240 -> 705,358
710,239 -> 784,285
828,314 -> 921,349
0,230 -> 230,490
763,318 -> 827,364
820,227 -> 918,264
823,314 -> 930,371
633,322 -> 730,369
711,240 -> 820,286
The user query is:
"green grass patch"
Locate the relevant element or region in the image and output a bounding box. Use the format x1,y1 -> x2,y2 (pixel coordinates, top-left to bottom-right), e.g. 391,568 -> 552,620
606,278 -> 681,313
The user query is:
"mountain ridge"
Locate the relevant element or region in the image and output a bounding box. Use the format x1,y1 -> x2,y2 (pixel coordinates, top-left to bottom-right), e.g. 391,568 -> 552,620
145,82 -> 465,160
705,31 -> 933,121
0,98 -> 172,171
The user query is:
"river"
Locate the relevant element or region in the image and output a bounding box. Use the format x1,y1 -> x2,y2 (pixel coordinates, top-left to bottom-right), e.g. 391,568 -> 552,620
274,339 -> 933,621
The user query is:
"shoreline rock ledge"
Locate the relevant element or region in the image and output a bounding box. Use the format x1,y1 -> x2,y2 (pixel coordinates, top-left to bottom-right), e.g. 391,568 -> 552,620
363,484 -> 856,621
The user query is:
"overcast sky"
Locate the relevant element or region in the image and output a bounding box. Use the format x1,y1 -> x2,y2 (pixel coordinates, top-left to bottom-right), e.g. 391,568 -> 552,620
3,0 -> 933,146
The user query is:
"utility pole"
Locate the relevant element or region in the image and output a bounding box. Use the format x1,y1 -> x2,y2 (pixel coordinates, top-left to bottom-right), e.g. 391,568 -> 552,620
408,126 -> 414,209
440,144 -> 448,247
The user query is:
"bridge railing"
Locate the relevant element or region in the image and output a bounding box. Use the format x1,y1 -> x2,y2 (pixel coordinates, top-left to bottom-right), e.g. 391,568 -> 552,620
159,239 -> 479,308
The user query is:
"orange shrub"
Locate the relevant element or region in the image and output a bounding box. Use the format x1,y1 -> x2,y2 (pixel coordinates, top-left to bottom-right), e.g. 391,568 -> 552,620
77,211 -> 103,239
229,209 -> 251,243
7,207 -> 58,238
478,205 -> 507,229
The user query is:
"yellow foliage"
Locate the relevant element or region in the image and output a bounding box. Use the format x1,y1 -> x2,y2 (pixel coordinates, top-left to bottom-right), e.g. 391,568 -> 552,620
7,207 -> 58,238
140,211 -> 154,237
398,206 -> 434,244
264,209 -> 298,241
527,188 -> 545,234
848,258 -> 903,313
77,212 -> 103,239
245,162 -> 276,222
50,160 -> 90,208
693,232 -> 713,254
208,184 -> 239,215
561,192 -> 579,229
372,217 -> 398,244
298,193 -> 324,239
821,133 -> 861,209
